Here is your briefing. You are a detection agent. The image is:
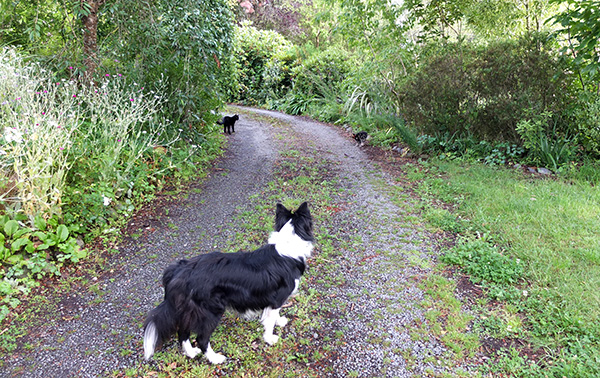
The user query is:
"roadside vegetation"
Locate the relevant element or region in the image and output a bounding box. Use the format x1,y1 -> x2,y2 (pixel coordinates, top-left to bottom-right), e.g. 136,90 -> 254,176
0,1 -> 233,323
2,0 -> 600,376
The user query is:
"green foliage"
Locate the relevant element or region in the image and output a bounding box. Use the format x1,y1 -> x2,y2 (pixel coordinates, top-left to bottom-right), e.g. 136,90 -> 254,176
549,0 -> 600,87
402,0 -> 468,40
565,158 -> 600,185
335,0 -> 404,49
290,46 -> 353,98
0,48 -> 224,323
400,36 -> 571,143
516,111 -> 578,170
0,1 -> 76,51
0,213 -> 85,323
102,0 -> 235,131
418,132 -> 525,165
0,0 -> 236,144
403,0 -> 558,42
232,22 -> 295,105
573,93 -> 600,156
0,49 -> 81,220
442,236 -> 524,286
345,112 -> 420,153
280,91 -> 316,116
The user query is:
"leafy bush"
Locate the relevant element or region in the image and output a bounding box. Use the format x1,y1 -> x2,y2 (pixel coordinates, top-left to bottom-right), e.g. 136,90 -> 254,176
0,48 -> 176,225
0,0 -> 235,136
516,111 -> 578,170
418,131 -> 524,165
232,22 -> 295,105
0,213 -> 85,322
290,46 -> 354,99
98,0 -> 235,135
400,35 -> 571,143
573,93 -> 600,157
0,49 -> 223,322
280,91 -> 316,115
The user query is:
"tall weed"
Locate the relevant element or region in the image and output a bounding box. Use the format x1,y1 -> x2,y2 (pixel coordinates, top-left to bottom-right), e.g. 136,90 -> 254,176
0,49 -> 82,221
78,76 -> 171,192
0,48 -> 177,226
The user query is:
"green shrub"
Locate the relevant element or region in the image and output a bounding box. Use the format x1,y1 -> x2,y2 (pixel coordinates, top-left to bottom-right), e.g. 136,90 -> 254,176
417,132 -> 524,165
232,22 -> 295,105
280,91 -> 316,115
516,111 -> 578,170
400,35 -> 571,143
574,93 -> 600,157
98,0 -> 235,135
0,213 -> 85,322
290,46 -> 353,99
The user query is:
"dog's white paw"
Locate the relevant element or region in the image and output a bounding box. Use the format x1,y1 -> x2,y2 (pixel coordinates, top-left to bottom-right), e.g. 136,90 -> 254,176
182,340 -> 201,358
275,316 -> 288,327
206,352 -> 226,364
264,334 -> 279,345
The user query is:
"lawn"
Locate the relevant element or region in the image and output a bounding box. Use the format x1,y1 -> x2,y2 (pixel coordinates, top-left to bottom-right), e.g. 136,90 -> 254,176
409,160 -> 600,377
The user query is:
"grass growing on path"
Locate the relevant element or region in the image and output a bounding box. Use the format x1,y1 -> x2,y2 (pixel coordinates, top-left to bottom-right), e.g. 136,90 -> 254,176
126,113 -> 344,377
408,159 -> 600,376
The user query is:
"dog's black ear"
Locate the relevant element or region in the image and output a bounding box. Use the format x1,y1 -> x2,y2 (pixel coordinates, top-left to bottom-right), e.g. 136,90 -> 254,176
275,203 -> 292,231
293,202 -> 314,241
294,202 -> 310,218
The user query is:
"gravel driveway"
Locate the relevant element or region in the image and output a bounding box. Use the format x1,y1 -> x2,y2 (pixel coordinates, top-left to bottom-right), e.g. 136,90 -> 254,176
1,107 -> 464,377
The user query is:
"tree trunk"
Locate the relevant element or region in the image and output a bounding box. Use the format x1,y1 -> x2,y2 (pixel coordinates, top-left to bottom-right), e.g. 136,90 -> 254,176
82,0 -> 105,83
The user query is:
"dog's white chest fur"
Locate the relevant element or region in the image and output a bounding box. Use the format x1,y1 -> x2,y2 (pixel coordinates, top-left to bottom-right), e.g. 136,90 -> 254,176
268,221 -> 313,260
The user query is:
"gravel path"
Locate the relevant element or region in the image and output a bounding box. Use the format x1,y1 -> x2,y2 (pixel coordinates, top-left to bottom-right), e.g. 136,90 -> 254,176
1,107 -> 460,377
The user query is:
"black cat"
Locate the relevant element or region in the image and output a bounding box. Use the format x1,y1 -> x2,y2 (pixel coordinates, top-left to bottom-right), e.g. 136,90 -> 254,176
353,131 -> 369,146
217,114 -> 239,135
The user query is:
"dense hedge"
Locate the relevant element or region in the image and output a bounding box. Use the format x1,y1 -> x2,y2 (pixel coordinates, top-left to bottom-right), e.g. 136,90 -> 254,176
231,23 -> 295,105
400,36 -> 571,143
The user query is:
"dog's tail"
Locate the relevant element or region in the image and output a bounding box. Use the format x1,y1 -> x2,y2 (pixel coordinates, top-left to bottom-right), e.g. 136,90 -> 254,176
143,300 -> 178,360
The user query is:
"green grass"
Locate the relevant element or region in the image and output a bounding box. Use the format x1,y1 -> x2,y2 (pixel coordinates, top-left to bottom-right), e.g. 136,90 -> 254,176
408,159 -> 600,376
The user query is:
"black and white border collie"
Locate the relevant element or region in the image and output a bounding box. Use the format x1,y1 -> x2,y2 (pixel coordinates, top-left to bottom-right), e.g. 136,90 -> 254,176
143,202 -> 314,364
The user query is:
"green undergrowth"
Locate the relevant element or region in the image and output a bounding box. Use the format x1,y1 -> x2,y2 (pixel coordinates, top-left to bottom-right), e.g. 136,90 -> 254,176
406,159 -> 600,377
0,134 -> 226,361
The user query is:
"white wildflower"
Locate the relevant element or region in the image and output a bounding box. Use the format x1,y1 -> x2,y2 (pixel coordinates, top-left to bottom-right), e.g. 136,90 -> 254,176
5,127 -> 23,143
103,195 -> 112,206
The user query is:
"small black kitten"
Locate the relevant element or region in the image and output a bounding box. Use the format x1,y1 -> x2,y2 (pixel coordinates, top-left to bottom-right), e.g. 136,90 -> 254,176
217,114 -> 239,134
353,131 -> 369,146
